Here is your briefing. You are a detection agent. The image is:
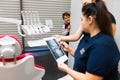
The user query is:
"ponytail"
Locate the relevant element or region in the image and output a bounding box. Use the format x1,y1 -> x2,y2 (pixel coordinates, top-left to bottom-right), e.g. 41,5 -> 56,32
82,3 -> 113,37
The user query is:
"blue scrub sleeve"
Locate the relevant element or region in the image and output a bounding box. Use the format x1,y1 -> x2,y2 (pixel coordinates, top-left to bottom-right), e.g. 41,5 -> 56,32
109,12 -> 116,24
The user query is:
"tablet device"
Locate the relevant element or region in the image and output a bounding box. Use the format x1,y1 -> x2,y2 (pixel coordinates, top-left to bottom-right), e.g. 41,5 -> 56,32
44,37 -> 68,63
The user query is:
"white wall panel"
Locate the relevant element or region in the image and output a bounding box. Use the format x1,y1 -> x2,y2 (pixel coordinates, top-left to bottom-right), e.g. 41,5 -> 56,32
69,0 -> 82,68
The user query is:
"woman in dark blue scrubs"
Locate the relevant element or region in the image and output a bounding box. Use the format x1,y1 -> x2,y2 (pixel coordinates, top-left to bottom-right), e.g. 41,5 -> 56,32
57,3 -> 120,80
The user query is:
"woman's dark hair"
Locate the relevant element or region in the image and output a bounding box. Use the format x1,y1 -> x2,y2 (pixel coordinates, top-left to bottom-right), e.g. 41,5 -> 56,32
62,12 -> 70,20
95,0 -> 109,12
82,3 -> 113,37
95,0 -> 101,2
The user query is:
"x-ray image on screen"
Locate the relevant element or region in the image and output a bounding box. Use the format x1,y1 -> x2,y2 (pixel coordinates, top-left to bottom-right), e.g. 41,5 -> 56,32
44,37 -> 68,63
46,39 -> 64,59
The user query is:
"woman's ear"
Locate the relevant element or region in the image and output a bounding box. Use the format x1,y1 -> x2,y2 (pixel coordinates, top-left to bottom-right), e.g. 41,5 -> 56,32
88,16 -> 94,24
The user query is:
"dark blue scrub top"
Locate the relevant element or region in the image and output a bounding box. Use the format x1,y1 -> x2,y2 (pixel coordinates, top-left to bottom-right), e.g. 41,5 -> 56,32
74,32 -> 120,80
109,12 -> 116,24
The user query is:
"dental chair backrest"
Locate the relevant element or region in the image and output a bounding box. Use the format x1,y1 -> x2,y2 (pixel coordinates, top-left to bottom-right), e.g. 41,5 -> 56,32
0,35 -> 45,80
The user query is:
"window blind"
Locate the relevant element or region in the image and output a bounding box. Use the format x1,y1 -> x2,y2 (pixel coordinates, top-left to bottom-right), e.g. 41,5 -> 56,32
0,0 -> 22,42
22,0 -> 71,46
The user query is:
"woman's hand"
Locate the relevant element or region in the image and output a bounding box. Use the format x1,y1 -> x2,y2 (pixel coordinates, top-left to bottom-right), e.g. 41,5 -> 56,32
52,35 -> 61,42
60,41 -> 75,56
57,63 -> 69,72
60,41 -> 70,52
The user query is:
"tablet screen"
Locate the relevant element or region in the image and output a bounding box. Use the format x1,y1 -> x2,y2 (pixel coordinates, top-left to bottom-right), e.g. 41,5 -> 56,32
44,37 -> 68,63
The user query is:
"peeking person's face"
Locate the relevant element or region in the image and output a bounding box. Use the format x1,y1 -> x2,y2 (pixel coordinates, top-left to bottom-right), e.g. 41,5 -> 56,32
63,15 -> 70,24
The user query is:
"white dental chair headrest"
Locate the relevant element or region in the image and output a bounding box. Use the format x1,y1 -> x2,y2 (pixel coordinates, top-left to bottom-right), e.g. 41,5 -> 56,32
0,35 -> 22,58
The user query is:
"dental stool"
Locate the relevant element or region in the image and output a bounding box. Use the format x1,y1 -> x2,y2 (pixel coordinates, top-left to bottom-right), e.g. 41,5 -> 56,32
0,35 -> 45,80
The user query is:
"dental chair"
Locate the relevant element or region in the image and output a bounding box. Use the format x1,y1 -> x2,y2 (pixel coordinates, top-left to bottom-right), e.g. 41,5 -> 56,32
0,35 -> 45,80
